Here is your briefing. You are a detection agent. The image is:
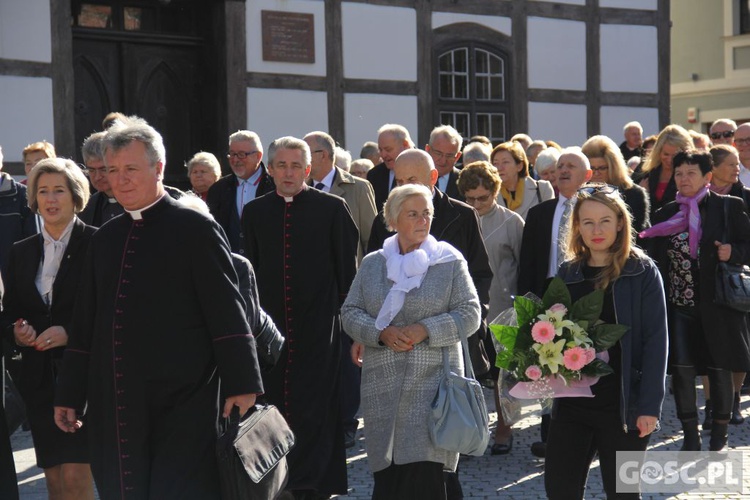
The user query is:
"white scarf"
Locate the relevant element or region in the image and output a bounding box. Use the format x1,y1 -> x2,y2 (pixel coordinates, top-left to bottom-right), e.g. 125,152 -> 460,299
37,218 -> 76,305
375,234 -> 464,330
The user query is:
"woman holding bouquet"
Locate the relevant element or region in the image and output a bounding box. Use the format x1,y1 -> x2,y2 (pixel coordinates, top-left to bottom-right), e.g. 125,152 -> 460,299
342,182 -> 481,500
545,183 -> 668,499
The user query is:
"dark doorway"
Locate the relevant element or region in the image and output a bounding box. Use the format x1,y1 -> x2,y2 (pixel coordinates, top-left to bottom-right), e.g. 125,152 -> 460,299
71,0 -> 220,189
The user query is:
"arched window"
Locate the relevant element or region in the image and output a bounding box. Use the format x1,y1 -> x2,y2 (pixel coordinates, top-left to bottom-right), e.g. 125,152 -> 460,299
436,44 -> 509,144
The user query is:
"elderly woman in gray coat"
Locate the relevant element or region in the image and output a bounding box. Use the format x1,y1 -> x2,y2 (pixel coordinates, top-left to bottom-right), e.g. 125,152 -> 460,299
342,184 -> 481,500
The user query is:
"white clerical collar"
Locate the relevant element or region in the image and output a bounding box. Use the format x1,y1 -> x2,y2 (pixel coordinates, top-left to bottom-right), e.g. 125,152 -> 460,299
107,196 -> 118,204
126,194 -> 165,220
277,185 -> 307,203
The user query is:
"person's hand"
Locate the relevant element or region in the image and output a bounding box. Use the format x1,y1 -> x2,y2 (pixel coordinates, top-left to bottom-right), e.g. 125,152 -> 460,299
351,342 -> 364,367
379,326 -> 414,352
715,241 -> 732,262
223,393 -> 257,418
54,407 -> 83,433
636,415 -> 659,438
33,325 -> 68,351
403,323 -> 428,345
13,319 -> 37,347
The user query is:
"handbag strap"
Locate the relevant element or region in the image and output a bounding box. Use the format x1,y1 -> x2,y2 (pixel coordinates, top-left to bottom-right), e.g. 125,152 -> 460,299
442,326 -> 477,380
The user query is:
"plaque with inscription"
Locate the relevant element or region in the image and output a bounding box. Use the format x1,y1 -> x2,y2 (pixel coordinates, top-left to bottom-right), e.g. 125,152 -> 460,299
261,11 -> 315,64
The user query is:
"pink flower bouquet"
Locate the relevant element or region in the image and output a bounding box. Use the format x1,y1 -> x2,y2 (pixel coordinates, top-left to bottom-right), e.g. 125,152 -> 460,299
490,277 -> 627,399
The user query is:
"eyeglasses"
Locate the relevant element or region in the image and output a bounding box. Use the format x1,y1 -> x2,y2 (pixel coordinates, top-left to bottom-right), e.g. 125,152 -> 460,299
735,137 -> 750,146
429,148 -> 459,161
82,165 -> 107,177
577,184 -> 619,197
464,194 -> 492,204
590,166 -> 609,173
710,130 -> 735,140
227,151 -> 258,160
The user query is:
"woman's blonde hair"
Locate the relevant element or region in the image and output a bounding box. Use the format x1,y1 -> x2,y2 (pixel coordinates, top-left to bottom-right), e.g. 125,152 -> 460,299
27,158 -> 90,213
641,124 -> 691,175
566,183 -> 643,289
581,135 -> 633,189
383,184 -> 433,232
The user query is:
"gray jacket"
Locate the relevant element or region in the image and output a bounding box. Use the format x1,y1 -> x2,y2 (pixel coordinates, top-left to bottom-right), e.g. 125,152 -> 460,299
341,251 -> 481,472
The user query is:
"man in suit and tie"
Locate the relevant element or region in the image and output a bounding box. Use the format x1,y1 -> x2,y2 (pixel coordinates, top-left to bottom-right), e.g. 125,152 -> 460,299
426,125 -> 464,201
207,130 -> 275,254
366,124 -> 415,212
517,146 -> 592,457
304,131 -> 377,260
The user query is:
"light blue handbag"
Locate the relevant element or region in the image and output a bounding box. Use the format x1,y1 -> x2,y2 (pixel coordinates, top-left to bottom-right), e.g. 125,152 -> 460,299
429,329 -> 490,456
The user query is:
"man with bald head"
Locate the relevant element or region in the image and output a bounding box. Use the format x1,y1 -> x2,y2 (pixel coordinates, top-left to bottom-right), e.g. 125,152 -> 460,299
367,124 -> 415,211
733,123 -> 750,186
362,149 -> 491,499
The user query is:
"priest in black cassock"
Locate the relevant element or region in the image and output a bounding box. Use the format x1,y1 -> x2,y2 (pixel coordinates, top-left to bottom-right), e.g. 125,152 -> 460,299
54,117 -> 264,500
242,136 -> 359,499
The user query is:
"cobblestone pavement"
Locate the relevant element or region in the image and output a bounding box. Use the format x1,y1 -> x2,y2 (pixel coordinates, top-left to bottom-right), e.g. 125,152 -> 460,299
12,384 -> 750,499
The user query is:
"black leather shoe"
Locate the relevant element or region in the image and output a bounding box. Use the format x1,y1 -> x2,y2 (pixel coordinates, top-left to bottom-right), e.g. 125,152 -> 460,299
491,436 -> 513,455
530,441 -> 546,458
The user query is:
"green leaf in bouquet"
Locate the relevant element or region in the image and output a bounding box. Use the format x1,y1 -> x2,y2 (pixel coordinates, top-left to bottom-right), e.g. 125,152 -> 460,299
514,296 -> 540,327
583,358 -> 615,377
590,323 -> 629,351
570,290 -> 603,323
542,277 -> 571,310
514,324 -> 535,350
496,350 -> 513,370
490,324 -> 518,350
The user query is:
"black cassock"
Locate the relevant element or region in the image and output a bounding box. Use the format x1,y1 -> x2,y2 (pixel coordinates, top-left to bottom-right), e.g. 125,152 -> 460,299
242,187 -> 358,495
55,195 -> 264,500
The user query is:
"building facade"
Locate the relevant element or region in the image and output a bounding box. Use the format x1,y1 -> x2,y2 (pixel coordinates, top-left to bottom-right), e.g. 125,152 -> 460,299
0,0 -> 669,184
671,0 -> 750,132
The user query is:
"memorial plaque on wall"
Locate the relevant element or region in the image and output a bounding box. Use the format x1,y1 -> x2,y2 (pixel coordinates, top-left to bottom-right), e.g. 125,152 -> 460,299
261,10 -> 315,64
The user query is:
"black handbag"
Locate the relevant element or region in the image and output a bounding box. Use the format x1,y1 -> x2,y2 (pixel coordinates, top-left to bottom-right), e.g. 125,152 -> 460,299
254,309 -> 285,371
714,198 -> 750,313
216,404 -> 295,500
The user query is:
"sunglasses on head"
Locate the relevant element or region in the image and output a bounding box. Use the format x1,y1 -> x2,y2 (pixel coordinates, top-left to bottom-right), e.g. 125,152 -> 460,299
710,130 -> 735,140
577,184 -> 619,197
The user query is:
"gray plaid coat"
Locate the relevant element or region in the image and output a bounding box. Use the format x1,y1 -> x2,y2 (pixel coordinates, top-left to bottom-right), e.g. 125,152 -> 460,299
341,251 -> 481,472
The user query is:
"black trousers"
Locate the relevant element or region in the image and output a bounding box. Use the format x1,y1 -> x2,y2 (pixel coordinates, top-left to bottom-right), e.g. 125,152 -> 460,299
545,406 -> 649,499
671,307 -> 733,421
372,461 -> 446,500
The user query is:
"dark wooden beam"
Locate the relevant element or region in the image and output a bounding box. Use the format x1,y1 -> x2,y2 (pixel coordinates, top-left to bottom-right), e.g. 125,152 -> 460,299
326,0 -> 345,142
586,0 -> 601,136
224,0 -> 247,134
416,0 -> 432,146
50,0 -> 76,158
657,0 -> 671,127
0,59 -> 51,78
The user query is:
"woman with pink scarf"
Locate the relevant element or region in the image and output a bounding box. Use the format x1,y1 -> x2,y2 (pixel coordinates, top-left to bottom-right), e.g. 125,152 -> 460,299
641,150 -> 750,452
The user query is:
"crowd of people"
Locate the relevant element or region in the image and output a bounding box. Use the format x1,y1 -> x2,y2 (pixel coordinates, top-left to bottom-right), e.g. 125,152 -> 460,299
0,113 -> 749,500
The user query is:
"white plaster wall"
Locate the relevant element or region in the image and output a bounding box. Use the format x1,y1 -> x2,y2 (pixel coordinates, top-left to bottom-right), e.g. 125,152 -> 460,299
527,17 -> 586,91
599,0 -> 657,9
344,94 -> 418,152
246,0 -> 326,76
600,25 -> 658,93
600,106 -> 660,141
0,76 -> 54,161
528,102 -> 588,148
432,13 -> 511,37
0,0 -> 51,62
341,3 -> 416,81
246,88 -> 328,145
